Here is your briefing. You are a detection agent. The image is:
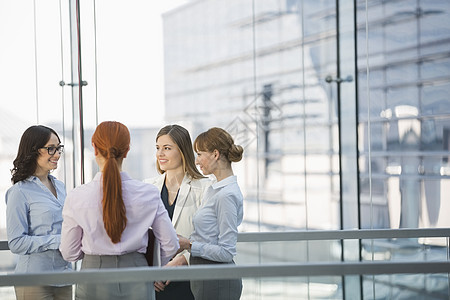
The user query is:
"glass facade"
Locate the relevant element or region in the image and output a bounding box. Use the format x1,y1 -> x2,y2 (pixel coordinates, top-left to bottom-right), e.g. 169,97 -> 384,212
164,0 -> 343,232
357,0 -> 450,231
162,0 -> 450,298
162,0 -> 450,231
0,0 -> 449,299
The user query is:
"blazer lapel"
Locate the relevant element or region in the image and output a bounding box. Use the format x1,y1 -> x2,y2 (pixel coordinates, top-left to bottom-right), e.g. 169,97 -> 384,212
172,174 -> 191,227
153,174 -> 166,191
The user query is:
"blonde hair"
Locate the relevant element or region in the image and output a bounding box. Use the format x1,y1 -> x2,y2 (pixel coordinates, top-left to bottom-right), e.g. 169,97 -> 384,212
194,127 -> 243,163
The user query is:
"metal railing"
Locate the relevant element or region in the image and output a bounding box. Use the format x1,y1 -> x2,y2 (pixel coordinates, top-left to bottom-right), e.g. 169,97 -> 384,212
0,228 -> 449,287
1,261 -> 449,287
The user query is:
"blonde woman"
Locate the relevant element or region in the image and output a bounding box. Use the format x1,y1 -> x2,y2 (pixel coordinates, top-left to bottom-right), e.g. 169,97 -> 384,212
145,124 -> 210,300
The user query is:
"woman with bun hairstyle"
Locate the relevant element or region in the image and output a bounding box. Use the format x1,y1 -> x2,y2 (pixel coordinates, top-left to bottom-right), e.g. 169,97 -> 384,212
145,124 -> 210,300
60,121 -> 179,300
177,127 -> 244,300
6,125 -> 72,300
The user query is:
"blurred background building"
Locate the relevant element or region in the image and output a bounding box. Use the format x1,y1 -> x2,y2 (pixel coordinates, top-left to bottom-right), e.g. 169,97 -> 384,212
162,0 -> 450,232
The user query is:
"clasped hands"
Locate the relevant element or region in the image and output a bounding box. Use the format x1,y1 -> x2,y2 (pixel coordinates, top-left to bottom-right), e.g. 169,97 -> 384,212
154,234 -> 191,292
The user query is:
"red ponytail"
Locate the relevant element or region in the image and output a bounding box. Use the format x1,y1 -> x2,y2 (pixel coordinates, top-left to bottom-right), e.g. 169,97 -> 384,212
92,121 -> 130,243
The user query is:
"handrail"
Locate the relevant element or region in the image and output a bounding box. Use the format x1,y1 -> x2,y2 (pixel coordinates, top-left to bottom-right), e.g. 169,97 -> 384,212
1,228 -> 449,250
1,261 -> 449,287
0,240 -> 7,251
1,229 -> 449,288
238,228 -> 450,242
239,228 -> 450,242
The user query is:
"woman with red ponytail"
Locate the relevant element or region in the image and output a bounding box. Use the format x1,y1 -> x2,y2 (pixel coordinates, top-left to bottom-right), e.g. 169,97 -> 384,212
60,121 -> 179,299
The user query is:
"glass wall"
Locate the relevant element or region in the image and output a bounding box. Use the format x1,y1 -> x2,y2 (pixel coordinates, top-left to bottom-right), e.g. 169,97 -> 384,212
164,0 -> 342,232
162,1 -> 346,298
0,0 -> 449,299
0,1 -> 179,298
0,0 -> 72,227
357,0 -> 450,230
356,0 -> 450,298
162,0 -> 450,298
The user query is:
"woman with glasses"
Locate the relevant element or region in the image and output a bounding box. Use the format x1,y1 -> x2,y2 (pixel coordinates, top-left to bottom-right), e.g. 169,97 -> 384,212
6,125 -> 72,300
145,124 -> 210,300
60,121 -> 179,300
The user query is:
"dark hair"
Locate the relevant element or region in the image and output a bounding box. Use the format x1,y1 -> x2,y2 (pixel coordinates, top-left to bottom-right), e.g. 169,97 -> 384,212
194,127 -> 243,163
91,121 -> 130,244
11,125 -> 61,184
156,125 -> 204,179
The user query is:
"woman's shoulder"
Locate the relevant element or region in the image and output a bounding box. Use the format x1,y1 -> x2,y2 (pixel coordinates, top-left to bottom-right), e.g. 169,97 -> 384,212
122,178 -> 162,207
66,179 -> 102,204
6,178 -> 35,197
6,180 -> 22,191
5,182 -> 25,202
125,176 -> 160,196
217,182 -> 243,201
132,177 -> 159,189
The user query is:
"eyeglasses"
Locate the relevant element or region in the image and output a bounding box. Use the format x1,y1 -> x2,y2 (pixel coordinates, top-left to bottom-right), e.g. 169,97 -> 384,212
40,145 -> 64,155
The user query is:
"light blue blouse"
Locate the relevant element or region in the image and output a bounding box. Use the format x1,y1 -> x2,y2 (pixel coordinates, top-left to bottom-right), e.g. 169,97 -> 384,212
190,175 -> 243,263
5,175 -> 71,276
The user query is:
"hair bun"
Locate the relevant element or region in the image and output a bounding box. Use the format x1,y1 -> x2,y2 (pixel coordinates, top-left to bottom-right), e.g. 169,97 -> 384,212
228,144 -> 243,162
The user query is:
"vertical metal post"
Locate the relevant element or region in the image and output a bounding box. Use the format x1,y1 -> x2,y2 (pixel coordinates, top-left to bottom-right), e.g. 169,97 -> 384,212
262,84 -> 272,178
337,0 -> 361,299
68,0 -> 85,188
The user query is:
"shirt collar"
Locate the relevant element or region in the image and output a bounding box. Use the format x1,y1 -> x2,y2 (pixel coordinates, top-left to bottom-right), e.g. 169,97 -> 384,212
93,171 -> 132,181
211,175 -> 237,189
25,174 -> 55,182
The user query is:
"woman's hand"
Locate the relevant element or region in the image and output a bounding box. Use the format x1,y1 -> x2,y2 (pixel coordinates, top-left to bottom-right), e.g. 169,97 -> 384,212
154,255 -> 188,292
177,234 -> 191,252
154,280 -> 168,292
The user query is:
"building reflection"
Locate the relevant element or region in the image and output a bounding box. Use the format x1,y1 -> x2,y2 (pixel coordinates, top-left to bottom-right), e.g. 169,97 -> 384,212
162,0 -> 450,233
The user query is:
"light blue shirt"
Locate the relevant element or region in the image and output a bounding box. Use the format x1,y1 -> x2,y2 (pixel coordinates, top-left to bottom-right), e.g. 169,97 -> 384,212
190,175 -> 243,262
5,175 -> 72,275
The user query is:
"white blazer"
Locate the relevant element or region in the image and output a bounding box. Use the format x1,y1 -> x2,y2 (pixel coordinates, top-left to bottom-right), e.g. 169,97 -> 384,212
144,173 -> 210,264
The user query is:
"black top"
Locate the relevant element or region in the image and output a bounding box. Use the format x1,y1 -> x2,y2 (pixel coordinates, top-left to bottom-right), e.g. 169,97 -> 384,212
161,182 -> 178,220
157,181 -> 194,300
